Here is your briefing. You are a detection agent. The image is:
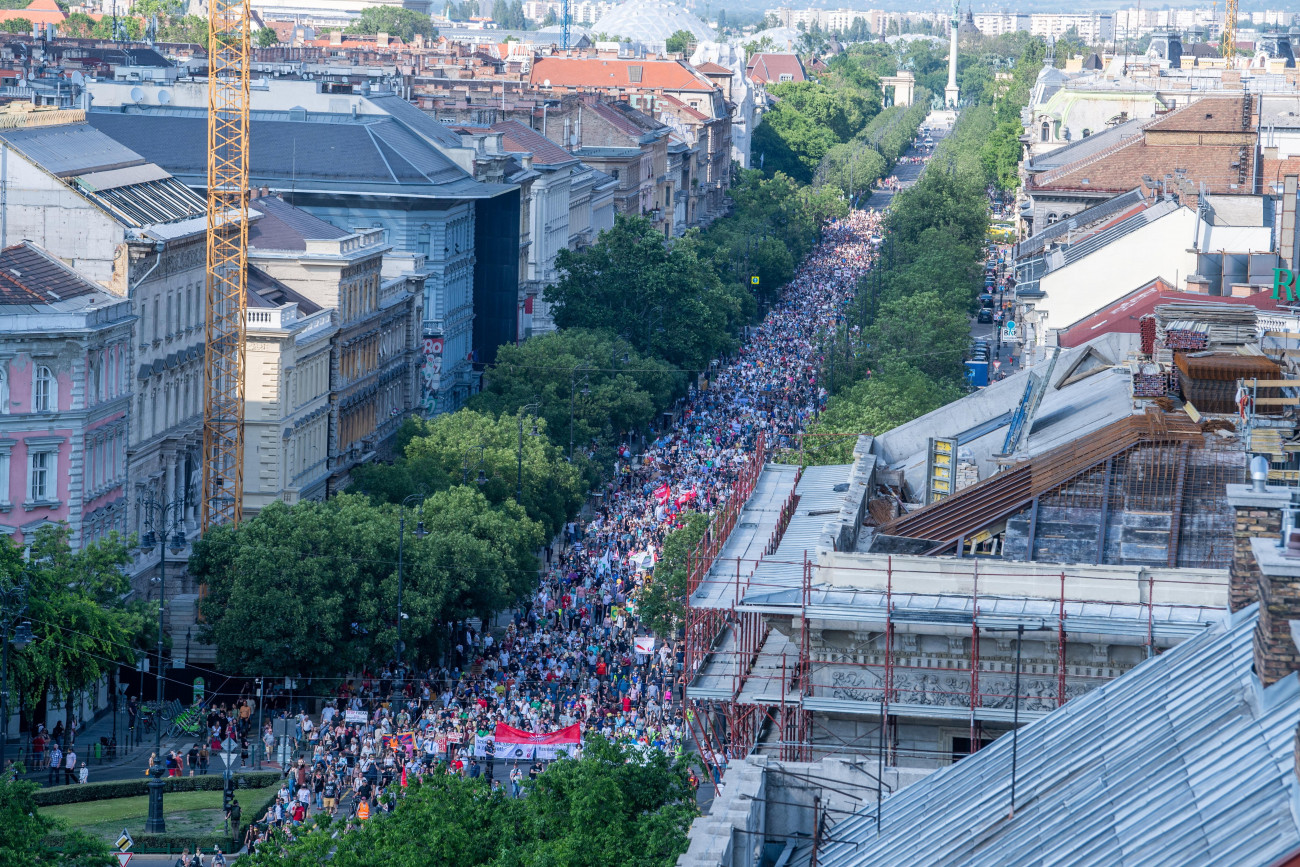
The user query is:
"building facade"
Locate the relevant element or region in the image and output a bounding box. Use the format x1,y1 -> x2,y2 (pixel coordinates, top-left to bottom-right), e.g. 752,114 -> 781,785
0,243 -> 134,551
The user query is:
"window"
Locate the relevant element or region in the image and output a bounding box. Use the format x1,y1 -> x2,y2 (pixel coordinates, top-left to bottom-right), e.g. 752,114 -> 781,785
0,366 -> 7,415
0,450 -> 8,506
33,366 -> 54,413
153,297 -> 161,342
28,449 -> 54,502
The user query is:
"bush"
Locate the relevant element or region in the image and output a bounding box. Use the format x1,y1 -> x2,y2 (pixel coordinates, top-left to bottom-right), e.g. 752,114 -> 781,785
32,770 -> 281,807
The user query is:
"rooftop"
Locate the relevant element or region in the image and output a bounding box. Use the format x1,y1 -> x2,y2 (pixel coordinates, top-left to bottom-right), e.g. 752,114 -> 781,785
487,119 -> 577,168
86,107 -> 506,200
0,242 -> 100,307
248,194 -> 350,252
529,56 -> 715,92
798,603 -> 1300,867
746,53 -> 807,85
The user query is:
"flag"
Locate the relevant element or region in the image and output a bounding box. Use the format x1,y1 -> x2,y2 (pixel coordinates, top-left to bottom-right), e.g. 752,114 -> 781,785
493,723 -> 581,761
401,765 -> 408,787
654,483 -> 670,504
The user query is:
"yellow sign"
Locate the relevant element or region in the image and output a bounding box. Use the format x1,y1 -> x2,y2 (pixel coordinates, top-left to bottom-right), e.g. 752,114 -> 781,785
751,276 -> 760,285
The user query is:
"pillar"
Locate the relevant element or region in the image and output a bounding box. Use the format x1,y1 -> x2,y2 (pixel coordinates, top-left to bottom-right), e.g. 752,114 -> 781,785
1226,484 -> 1289,612
1250,536 -> 1300,686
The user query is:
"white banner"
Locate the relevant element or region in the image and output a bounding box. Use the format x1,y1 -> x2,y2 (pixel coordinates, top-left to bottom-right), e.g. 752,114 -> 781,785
344,710 -> 368,724
635,636 -> 656,656
473,735 -> 493,757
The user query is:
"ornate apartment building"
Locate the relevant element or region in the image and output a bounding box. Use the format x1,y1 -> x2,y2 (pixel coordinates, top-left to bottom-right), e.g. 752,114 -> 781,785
0,243 -> 135,550
0,112 -> 208,585
248,196 -> 422,494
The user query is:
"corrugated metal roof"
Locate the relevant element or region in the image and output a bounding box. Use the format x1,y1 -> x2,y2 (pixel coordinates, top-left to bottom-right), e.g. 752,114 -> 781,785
793,604 -> 1300,867
0,122 -> 145,177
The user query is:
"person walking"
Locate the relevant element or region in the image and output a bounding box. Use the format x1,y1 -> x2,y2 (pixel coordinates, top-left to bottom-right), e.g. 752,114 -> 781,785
64,747 -> 78,785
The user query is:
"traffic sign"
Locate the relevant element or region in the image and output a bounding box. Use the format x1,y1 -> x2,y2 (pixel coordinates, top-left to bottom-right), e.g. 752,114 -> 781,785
750,276 -> 759,285
115,852 -> 132,866
222,738 -> 238,753
219,751 -> 235,768
115,829 -> 134,852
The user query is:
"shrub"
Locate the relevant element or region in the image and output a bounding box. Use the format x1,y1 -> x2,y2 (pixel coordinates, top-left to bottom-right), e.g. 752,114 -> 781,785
32,770 -> 282,806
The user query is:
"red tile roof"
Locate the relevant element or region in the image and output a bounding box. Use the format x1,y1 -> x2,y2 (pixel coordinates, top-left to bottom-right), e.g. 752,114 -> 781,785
489,119 -> 576,166
0,242 -> 99,306
746,53 -> 806,84
693,61 -> 732,75
1030,96 -> 1257,196
1058,279 -> 1282,348
0,0 -> 64,25
529,57 -> 714,92
657,93 -> 708,122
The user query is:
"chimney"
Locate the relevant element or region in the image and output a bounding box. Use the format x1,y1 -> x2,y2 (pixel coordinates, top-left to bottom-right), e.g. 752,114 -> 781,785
1227,470 -> 1288,613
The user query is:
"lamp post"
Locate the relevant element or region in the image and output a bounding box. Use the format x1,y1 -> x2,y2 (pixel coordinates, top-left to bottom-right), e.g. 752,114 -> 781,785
137,493 -> 188,834
395,492 -> 429,687
569,364 -> 593,462
0,581 -> 33,777
982,621 -> 1053,819
516,403 -> 541,503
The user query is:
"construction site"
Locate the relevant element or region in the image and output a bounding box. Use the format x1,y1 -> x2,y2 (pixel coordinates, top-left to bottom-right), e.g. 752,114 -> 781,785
682,331 -> 1250,775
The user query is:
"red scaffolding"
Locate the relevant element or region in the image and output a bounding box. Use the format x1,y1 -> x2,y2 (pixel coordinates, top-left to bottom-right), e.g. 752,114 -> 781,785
682,518 -> 1228,771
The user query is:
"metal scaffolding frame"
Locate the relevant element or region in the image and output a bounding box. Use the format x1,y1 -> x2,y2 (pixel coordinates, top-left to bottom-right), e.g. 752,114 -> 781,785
683,513 -> 1229,775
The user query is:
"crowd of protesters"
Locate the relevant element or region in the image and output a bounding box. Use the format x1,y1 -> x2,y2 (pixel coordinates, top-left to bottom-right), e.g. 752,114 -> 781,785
144,206 -> 888,856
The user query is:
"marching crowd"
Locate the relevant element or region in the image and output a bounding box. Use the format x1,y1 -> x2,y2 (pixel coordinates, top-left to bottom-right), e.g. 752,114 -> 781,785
160,207 -> 886,856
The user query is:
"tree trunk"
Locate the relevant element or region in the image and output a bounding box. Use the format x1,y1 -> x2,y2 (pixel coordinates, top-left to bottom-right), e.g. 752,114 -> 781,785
65,691 -> 74,749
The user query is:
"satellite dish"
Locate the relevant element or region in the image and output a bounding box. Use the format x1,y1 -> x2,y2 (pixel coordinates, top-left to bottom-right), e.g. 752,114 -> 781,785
543,78 -> 550,86
130,86 -> 144,102
157,89 -> 171,104
70,71 -> 84,85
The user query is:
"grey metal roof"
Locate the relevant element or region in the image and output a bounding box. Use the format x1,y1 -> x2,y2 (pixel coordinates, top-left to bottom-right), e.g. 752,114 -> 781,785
0,122 -> 145,178
86,108 -> 501,199
248,194 -> 349,251
795,604 -> 1300,867
1014,188 -> 1147,259
1025,116 -> 1149,174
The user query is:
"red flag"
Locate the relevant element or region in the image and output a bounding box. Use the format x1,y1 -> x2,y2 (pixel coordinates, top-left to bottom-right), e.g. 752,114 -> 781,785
401,766 -> 408,787
654,483 -> 670,504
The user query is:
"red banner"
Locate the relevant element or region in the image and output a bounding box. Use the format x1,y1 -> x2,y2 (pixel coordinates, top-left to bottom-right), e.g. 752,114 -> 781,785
493,723 -> 581,760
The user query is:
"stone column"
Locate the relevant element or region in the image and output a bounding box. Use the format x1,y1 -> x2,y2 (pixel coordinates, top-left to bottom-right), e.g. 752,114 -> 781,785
1226,484 -> 1290,613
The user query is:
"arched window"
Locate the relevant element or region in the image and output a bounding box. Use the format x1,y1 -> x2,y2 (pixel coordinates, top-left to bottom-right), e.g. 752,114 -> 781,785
33,365 -> 55,412
1040,120 -> 1050,142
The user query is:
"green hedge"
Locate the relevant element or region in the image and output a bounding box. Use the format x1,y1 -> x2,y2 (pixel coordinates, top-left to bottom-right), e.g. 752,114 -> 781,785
32,770 -> 282,806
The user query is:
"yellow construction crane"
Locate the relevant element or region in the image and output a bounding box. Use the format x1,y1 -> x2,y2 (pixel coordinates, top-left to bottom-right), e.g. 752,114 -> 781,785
201,0 -> 251,531
1222,0 -> 1237,61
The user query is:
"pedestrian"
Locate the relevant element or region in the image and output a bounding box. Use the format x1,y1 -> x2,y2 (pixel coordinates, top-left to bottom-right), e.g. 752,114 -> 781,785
78,762 -> 89,785
47,742 -> 62,785
63,746 -> 77,785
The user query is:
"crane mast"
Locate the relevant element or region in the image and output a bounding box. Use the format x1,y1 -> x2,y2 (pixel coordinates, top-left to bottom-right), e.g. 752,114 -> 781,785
201,0 -> 251,531
1221,0 -> 1237,61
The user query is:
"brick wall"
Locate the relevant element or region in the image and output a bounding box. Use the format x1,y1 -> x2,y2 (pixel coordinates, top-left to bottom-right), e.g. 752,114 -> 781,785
1231,506 -> 1281,612
1254,559 -> 1300,685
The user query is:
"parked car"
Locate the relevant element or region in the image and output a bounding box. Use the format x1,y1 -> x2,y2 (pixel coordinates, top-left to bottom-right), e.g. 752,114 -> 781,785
977,308 -> 994,324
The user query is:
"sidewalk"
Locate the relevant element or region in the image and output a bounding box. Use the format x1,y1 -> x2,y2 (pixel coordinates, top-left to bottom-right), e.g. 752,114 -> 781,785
10,707 -> 194,786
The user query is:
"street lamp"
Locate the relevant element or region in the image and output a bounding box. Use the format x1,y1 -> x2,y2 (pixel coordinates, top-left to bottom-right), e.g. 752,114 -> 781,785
0,581 -> 33,777
137,493 -> 188,834
982,621 -> 1054,818
395,491 -> 429,687
516,403 -> 541,503
569,364 -> 593,462
461,445 -> 488,487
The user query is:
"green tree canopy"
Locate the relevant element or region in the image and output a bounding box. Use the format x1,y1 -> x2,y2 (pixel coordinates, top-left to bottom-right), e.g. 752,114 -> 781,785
346,6 -> 436,41
351,409 -> 585,538
471,328 -> 683,461
664,28 -> 693,53
242,735 -> 695,867
194,491 -> 543,676
2,527 -> 149,740
1,777 -> 112,865
546,215 -> 746,370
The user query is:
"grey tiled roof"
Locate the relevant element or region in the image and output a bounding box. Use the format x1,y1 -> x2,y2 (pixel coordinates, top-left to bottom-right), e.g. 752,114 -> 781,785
248,195 -> 348,252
